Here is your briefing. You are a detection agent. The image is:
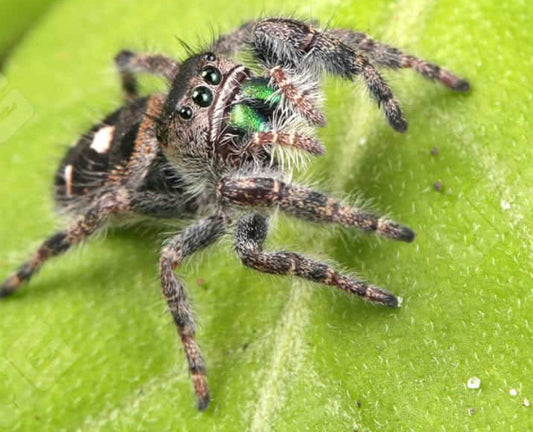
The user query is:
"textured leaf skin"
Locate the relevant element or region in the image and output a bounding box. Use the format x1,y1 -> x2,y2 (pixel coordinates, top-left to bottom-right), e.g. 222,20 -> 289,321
0,0 -> 532,431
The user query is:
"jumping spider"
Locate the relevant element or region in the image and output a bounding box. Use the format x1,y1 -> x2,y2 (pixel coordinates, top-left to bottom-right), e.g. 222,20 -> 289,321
0,18 -> 469,410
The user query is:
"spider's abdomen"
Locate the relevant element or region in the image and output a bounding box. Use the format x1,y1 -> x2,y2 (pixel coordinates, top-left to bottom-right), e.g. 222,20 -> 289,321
54,98 -> 148,203
53,95 -> 189,216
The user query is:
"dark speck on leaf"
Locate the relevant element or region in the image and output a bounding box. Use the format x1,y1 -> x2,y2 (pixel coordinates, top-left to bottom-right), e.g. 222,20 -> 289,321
434,181 -> 442,192
431,146 -> 439,156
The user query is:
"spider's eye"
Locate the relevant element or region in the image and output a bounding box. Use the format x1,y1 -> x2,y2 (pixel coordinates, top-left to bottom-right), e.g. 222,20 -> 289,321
178,106 -> 193,120
201,66 -> 222,86
192,86 -> 213,107
204,52 -> 216,62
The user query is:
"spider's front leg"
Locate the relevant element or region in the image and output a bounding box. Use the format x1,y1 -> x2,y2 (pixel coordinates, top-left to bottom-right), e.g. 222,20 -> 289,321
328,28 -> 470,92
251,18 -> 408,132
219,176 -> 414,242
159,214 -> 227,411
234,213 -> 398,306
114,50 -> 180,101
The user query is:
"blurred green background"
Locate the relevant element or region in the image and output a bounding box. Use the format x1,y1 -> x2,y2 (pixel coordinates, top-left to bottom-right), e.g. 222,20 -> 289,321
1,0 -> 532,430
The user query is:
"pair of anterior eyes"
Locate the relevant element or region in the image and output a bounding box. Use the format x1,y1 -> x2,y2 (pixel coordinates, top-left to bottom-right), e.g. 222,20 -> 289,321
178,62 -> 223,120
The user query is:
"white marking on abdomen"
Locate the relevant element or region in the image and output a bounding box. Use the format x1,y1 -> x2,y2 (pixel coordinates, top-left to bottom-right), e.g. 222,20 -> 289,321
90,126 -> 114,153
64,164 -> 73,197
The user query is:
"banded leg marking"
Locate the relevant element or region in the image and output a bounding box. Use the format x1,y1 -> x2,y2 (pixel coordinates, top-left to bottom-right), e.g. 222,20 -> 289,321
234,213 -> 399,306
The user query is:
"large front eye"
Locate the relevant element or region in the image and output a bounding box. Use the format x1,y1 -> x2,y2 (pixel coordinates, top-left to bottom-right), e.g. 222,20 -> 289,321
192,86 -> 213,107
201,66 -> 222,85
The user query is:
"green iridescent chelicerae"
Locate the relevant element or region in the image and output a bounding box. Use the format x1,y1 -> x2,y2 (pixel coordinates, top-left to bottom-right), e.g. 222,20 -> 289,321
227,78 -> 281,133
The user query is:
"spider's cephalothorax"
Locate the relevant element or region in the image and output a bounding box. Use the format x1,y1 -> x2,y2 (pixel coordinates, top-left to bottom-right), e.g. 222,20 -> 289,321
0,18 -> 470,410
157,52 -> 253,168
156,49 -> 323,190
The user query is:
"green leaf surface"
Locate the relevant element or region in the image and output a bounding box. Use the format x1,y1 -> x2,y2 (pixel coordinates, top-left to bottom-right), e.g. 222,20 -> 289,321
0,0 -> 57,62
1,0 -> 532,430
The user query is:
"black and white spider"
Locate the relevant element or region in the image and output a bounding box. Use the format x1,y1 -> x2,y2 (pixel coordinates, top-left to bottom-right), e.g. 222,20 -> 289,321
0,17 -> 469,410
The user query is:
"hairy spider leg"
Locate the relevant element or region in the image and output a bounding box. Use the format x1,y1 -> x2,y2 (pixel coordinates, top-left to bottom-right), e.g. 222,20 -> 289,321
114,50 -> 180,101
328,28 -> 470,91
219,176 -> 415,242
213,18 -> 470,131
251,18 -> 407,132
0,191 -> 129,297
234,213 -> 399,306
160,214 -> 227,410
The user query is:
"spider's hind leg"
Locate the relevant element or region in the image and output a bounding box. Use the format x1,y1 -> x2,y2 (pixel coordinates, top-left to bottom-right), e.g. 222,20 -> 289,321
0,190 -> 130,298
114,50 -> 180,101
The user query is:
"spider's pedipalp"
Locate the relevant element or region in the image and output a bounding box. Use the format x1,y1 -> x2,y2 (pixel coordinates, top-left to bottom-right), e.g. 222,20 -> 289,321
268,66 -> 326,126
246,131 -> 325,155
